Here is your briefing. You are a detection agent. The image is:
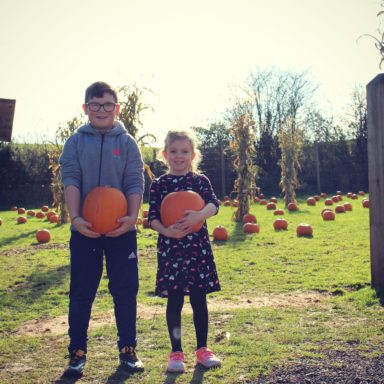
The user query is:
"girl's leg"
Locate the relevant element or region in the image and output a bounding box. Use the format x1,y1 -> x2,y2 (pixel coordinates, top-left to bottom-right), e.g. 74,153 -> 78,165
189,289 -> 208,350
166,289 -> 184,352
190,289 -> 221,368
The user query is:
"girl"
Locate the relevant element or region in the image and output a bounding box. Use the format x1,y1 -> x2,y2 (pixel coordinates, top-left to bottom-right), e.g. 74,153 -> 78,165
148,130 -> 221,373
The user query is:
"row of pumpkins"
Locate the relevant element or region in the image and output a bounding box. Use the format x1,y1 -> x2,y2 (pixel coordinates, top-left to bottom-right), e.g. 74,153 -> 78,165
4,205 -> 58,243
212,191 -> 369,241
3,187 -> 369,244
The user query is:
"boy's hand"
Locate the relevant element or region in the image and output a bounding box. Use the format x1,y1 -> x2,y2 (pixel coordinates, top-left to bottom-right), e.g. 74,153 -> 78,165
176,210 -> 203,233
106,215 -> 137,237
72,217 -> 101,238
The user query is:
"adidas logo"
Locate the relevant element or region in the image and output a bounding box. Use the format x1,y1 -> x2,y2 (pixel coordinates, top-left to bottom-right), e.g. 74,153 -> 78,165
128,252 -> 137,259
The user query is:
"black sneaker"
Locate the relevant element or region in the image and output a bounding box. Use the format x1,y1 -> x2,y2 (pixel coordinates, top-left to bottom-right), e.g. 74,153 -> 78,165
119,346 -> 144,372
64,349 -> 86,377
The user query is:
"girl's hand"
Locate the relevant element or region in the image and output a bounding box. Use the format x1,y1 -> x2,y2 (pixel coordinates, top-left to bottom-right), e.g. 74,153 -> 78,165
106,215 -> 137,237
164,224 -> 190,239
72,216 -> 101,238
176,210 -> 203,232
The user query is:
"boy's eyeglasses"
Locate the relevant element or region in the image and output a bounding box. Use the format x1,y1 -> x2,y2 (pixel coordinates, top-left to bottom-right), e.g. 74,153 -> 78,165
86,102 -> 117,112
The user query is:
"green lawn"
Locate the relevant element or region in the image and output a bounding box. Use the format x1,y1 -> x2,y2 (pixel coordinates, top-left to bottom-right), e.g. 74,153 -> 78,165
0,194 -> 382,383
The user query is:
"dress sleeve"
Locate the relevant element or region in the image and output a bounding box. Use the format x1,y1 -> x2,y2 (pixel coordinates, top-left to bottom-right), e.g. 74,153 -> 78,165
197,174 -> 220,214
148,177 -> 162,223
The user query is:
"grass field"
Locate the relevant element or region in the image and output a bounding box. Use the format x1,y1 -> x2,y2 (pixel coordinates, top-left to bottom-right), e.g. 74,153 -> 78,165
0,194 -> 382,383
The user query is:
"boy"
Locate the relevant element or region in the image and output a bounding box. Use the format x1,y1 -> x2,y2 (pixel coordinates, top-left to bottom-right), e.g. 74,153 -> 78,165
59,81 -> 144,376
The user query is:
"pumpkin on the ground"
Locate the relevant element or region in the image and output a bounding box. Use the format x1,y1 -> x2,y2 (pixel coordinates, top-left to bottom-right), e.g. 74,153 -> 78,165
343,202 -> 353,211
212,225 -> 229,241
287,202 -> 298,211
335,205 -> 346,213
17,216 -> 27,224
296,223 -> 313,237
322,210 -> 335,221
243,222 -> 260,234
49,214 -> 60,223
273,218 -> 288,230
160,190 -> 205,232
36,229 -> 51,243
82,186 -> 128,234
242,213 -> 257,224
307,197 -> 316,206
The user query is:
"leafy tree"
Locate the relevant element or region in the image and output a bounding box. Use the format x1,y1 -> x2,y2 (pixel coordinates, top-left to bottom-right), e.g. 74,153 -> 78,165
192,123 -> 234,197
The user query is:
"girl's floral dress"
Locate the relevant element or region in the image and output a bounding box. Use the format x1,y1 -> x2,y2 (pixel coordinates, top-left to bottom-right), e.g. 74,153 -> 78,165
148,172 -> 221,297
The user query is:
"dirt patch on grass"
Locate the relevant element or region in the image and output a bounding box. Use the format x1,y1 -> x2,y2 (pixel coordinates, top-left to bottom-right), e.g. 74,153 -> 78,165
255,342 -> 384,384
0,243 -> 69,257
15,291 -> 327,336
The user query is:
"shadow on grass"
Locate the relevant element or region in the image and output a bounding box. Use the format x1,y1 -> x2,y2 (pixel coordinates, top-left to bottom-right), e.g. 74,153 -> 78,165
53,374 -> 82,383
161,365 -> 207,384
0,229 -> 37,248
106,365 -> 150,383
190,365 -> 207,383
1,264 -> 70,332
163,371 -> 184,384
4,264 -> 69,297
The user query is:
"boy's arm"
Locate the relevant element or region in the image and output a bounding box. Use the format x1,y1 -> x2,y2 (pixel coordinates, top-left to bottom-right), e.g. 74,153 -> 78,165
64,185 -> 100,238
122,135 -> 145,196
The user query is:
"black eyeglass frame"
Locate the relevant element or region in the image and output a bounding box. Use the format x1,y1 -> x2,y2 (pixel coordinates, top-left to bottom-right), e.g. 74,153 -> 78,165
86,102 -> 117,112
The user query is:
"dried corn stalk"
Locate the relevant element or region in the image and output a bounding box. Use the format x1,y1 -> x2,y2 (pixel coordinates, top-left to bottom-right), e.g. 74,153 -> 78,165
279,118 -> 302,207
49,116 -> 83,223
230,105 -> 257,222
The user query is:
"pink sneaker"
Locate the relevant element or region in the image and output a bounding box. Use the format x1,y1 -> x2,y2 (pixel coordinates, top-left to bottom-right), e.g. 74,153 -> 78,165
195,347 -> 221,368
167,351 -> 185,373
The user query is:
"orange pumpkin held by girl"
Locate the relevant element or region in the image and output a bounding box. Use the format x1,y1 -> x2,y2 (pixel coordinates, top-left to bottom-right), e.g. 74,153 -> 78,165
160,190 -> 205,232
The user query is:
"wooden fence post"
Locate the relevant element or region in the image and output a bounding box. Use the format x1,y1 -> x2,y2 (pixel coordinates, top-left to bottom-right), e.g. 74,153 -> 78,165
367,74 -> 384,293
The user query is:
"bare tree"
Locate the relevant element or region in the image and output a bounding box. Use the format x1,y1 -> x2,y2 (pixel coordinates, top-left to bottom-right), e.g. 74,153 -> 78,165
247,67 -> 315,198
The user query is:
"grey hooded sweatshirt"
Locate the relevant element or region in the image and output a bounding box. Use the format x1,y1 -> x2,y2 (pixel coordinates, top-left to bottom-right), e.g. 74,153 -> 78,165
59,121 -> 144,208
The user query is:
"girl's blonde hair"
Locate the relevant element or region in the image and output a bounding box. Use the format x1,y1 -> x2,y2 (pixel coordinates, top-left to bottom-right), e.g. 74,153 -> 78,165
158,129 -> 201,172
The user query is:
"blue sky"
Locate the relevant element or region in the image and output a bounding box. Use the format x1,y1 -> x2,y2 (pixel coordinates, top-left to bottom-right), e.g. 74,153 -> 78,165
0,0 -> 381,143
